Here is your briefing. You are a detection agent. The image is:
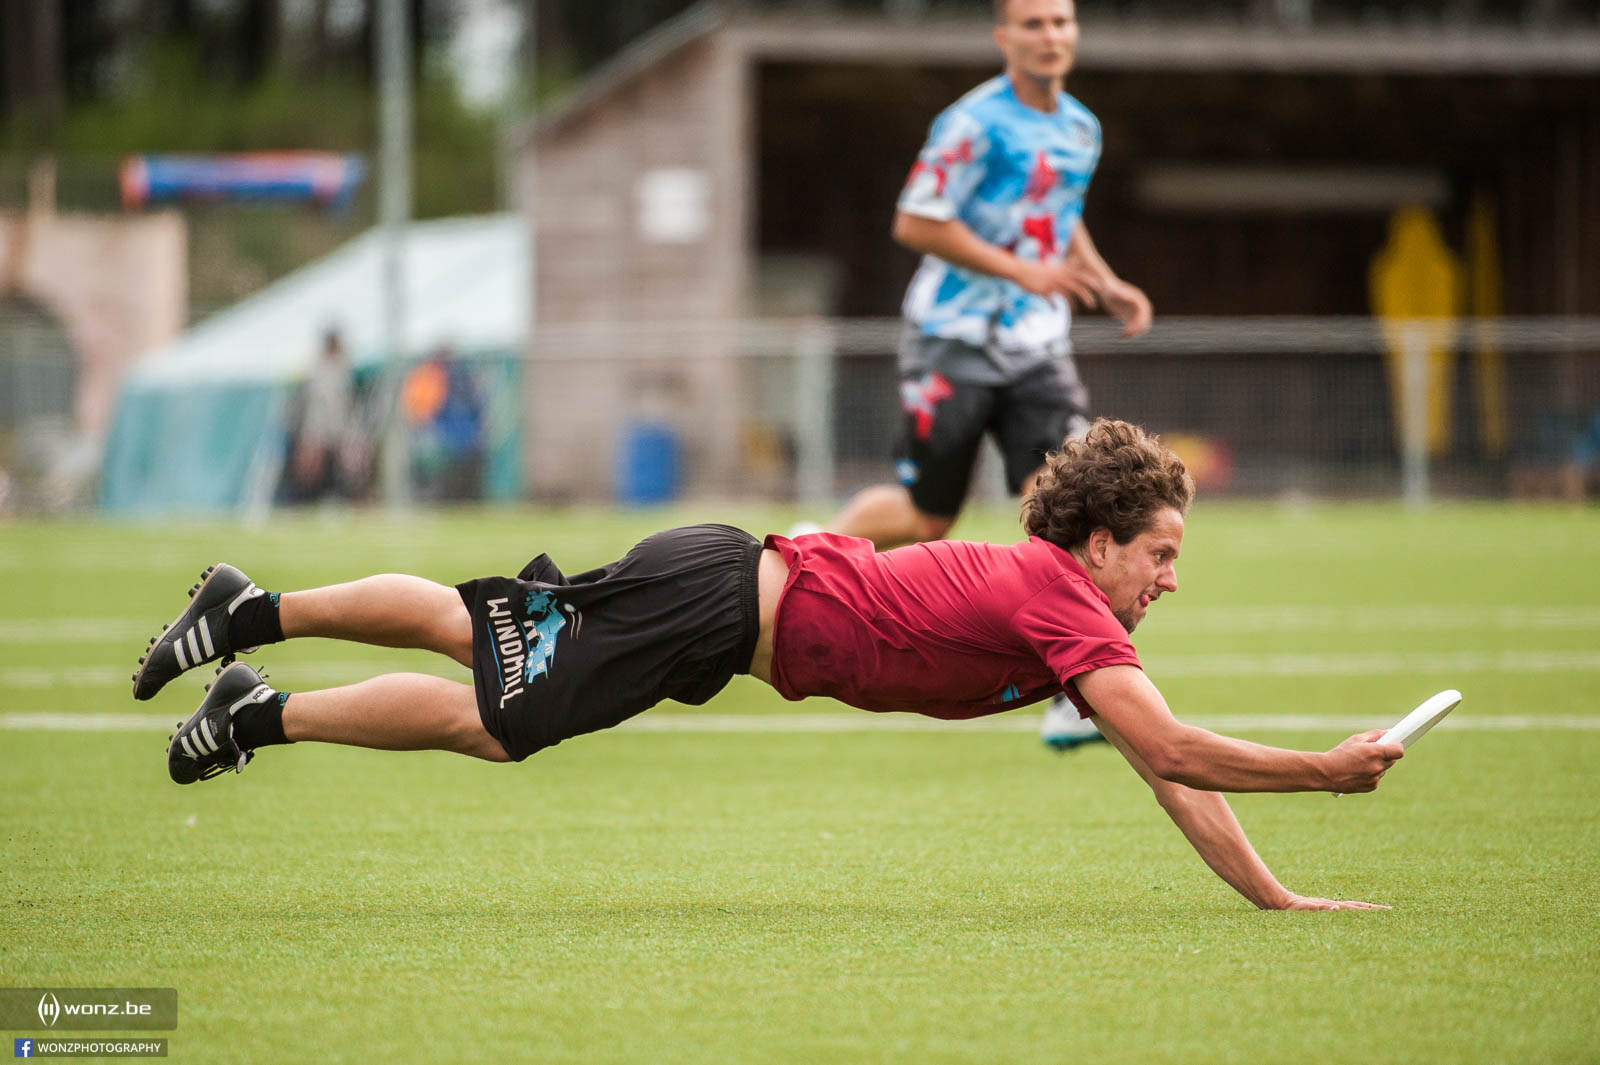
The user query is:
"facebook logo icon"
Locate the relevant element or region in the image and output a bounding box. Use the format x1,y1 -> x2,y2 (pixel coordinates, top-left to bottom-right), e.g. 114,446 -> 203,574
13,1039 -> 30,1058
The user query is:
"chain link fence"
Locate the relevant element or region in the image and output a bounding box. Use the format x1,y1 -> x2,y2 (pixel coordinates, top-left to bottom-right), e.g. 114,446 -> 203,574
526,315 -> 1600,505
5,311 -> 1598,512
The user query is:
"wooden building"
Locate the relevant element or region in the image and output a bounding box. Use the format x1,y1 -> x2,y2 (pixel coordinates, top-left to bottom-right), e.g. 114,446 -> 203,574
517,4 -> 1600,499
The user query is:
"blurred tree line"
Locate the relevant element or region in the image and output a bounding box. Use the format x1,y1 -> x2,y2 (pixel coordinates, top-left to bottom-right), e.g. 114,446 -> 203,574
0,1 -> 491,213
0,0 -> 804,216
0,0 -> 975,309
0,0 -> 790,306
0,0 -> 509,309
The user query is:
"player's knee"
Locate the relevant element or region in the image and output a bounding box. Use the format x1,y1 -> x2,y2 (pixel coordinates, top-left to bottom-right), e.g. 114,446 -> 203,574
914,513 -> 955,542
472,735 -> 514,763
438,605 -> 475,667
454,714 -> 512,762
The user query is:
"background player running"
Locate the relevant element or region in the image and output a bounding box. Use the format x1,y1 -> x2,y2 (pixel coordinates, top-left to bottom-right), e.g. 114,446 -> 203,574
815,0 -> 1153,747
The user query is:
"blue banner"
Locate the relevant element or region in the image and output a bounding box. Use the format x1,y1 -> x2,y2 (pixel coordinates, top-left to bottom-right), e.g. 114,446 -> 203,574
120,153 -> 366,209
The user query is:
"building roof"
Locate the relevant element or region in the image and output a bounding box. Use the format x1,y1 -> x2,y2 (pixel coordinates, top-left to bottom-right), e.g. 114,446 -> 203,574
523,3 -> 1600,144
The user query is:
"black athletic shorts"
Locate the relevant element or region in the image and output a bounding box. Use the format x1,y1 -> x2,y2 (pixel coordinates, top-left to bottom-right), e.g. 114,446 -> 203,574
895,360 -> 1090,518
455,524 -> 762,761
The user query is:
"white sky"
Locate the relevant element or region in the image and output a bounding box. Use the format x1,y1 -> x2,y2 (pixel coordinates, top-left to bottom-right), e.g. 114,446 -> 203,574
448,0 -> 526,110
274,0 -> 526,111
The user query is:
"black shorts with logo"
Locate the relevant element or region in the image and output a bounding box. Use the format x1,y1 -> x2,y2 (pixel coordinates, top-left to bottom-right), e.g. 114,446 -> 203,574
455,524 -> 762,761
896,339 -> 1090,518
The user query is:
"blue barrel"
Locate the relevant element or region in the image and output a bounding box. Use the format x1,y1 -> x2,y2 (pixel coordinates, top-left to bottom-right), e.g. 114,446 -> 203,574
616,420 -> 682,504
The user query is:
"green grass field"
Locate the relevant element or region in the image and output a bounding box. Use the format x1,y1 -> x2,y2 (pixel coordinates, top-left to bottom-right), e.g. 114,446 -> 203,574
3,502 -> 1598,1064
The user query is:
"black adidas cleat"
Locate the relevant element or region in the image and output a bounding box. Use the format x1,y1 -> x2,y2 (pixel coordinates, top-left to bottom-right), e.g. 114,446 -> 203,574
133,564 -> 265,701
166,662 -> 276,785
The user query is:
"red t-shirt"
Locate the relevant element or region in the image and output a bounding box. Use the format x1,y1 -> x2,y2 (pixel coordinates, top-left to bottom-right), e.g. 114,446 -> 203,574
766,532 -> 1141,719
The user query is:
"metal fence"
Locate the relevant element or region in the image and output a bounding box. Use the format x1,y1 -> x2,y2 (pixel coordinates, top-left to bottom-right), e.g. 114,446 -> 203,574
527,315 -> 1600,505
6,311 -> 1599,512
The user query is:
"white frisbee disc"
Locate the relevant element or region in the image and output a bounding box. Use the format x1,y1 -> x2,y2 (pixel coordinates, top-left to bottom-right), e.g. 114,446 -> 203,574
1380,689 -> 1462,749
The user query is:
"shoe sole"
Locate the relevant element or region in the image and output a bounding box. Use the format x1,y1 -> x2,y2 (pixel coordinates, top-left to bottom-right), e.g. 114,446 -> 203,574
1043,733 -> 1109,752
131,564 -> 238,700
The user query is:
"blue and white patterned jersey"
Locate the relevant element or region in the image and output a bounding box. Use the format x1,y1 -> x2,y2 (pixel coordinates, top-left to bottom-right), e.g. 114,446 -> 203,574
899,75 -> 1101,357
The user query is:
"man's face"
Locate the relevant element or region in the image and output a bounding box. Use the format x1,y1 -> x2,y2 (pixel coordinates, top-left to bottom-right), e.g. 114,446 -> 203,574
994,0 -> 1079,85
1087,507 -> 1183,633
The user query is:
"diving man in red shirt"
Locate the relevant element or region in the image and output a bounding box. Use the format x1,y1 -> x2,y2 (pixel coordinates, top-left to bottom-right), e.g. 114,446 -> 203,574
140,420 -> 1402,910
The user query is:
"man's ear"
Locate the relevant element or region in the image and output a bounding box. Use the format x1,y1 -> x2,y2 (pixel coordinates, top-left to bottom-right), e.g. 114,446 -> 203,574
1085,528 -> 1112,568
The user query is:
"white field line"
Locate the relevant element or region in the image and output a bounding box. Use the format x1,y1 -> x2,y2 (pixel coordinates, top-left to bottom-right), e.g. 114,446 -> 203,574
4,711 -> 1598,734
1150,649 -> 1600,677
6,605 -> 1600,645
8,648 -> 1600,690
1152,606 -> 1600,632
0,620 -> 157,642
0,662 -> 463,688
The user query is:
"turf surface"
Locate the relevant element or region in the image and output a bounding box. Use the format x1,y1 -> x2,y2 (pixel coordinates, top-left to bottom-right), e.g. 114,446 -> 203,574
2,502 -> 1598,1064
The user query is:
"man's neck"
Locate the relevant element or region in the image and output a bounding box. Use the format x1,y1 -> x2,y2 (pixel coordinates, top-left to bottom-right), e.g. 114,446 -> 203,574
1007,70 -> 1062,113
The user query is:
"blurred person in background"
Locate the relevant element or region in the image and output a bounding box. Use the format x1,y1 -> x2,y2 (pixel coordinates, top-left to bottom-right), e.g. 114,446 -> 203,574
813,0 -> 1152,750
404,342 -> 485,503
288,326 -> 359,503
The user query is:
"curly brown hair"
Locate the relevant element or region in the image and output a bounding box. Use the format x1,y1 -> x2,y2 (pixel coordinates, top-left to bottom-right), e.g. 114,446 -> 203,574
1020,419 -> 1195,550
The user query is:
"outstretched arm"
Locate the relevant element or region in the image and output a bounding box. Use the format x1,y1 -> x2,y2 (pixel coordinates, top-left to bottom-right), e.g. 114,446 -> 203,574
1074,665 -> 1403,794
1090,713 -> 1389,911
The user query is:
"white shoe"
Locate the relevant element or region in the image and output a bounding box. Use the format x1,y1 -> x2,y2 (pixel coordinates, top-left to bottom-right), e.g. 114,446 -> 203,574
1039,693 -> 1107,751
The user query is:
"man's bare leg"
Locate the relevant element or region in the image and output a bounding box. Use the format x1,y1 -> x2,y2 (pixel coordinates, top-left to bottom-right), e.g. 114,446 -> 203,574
273,577 -> 495,757
278,575 -> 473,666
283,673 -> 509,762
827,484 -> 954,549
161,570 -> 507,782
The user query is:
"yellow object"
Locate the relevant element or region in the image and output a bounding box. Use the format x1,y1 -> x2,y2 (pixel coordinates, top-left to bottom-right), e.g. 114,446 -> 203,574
1163,432 -> 1234,492
1369,206 -> 1462,456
